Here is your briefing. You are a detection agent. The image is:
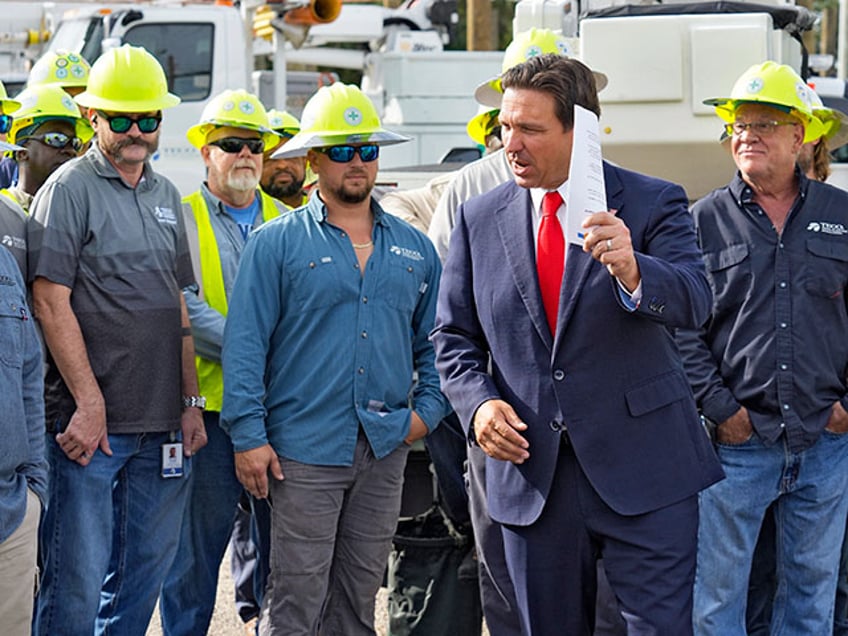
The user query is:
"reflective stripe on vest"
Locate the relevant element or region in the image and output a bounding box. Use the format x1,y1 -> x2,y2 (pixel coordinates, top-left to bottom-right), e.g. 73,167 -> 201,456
183,190 -> 281,411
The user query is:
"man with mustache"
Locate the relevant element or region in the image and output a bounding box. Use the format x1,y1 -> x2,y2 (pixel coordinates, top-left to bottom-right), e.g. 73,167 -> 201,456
159,88 -> 285,636
221,83 -> 448,635
27,45 -> 207,635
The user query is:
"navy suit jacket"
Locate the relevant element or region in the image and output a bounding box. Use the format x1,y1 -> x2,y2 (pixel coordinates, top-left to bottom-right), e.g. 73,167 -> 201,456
432,162 -> 724,526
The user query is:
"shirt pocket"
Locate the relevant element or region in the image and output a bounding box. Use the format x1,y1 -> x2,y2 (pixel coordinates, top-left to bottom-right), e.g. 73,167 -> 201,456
0,278 -> 25,368
804,238 -> 848,300
383,252 -> 426,314
286,257 -> 343,310
703,243 -> 751,314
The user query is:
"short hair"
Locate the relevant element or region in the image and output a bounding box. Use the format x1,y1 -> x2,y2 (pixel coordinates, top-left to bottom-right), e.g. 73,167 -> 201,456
500,54 -> 601,131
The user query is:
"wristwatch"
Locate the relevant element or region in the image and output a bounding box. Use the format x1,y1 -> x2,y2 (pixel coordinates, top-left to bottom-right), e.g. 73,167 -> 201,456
182,395 -> 207,410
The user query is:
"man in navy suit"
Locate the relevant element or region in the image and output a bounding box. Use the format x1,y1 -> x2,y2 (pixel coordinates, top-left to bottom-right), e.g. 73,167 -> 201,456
431,53 -> 724,635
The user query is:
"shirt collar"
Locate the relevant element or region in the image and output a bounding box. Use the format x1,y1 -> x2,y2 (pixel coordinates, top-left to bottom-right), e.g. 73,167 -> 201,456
529,181 -> 569,214
731,165 -> 809,208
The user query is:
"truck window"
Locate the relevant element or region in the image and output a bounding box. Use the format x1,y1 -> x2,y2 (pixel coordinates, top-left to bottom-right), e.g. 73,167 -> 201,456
123,23 -> 214,102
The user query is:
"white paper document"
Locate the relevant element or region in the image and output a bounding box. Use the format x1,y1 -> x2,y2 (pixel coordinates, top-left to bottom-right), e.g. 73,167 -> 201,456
565,105 -> 608,245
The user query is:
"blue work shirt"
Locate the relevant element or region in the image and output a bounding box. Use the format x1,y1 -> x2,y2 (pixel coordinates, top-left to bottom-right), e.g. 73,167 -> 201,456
221,192 -> 448,465
677,171 -> 848,453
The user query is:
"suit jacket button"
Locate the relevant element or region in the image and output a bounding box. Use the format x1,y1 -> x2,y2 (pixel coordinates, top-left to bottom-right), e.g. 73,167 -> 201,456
549,420 -> 562,431
553,369 -> 565,381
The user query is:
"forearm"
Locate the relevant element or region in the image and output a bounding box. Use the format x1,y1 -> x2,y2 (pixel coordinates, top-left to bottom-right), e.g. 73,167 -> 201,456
32,278 -> 102,409
182,287 -> 225,363
180,295 -> 200,397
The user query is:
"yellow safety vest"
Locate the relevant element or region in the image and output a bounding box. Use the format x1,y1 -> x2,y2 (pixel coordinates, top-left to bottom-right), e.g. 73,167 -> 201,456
184,190 -> 281,411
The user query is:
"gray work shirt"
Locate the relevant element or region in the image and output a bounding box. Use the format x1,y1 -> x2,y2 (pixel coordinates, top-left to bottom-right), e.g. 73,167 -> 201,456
27,143 -> 194,434
0,194 -> 27,279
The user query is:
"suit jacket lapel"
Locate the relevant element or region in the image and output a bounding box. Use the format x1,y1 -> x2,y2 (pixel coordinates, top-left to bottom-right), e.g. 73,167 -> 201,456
495,184 -> 552,348
554,163 -> 626,350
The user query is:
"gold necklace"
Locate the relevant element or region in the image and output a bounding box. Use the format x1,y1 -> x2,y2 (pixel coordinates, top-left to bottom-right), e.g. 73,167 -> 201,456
351,240 -> 373,249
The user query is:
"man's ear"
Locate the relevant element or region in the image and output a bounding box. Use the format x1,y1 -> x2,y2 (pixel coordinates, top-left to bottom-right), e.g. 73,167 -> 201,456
14,149 -> 28,163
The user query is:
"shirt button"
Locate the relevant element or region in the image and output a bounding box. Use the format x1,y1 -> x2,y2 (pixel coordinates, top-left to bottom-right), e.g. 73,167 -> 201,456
779,281 -> 787,288
783,404 -> 790,411
358,367 -> 365,375
354,263 -> 359,269
553,369 -> 565,381
362,296 -> 368,303
340,232 -> 347,238
361,331 -> 367,339
779,242 -> 784,248
407,266 -> 413,272
780,322 -> 787,328
309,261 -> 316,268
780,422 -> 786,428
780,364 -> 788,371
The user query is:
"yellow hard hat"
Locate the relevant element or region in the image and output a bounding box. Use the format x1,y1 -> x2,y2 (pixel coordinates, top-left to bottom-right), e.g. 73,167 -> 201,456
0,80 -> 21,115
9,85 -> 94,145
466,106 -> 500,146
704,61 -> 824,143
808,89 -> 848,150
28,49 -> 90,90
272,83 -> 409,159
266,109 -> 301,138
475,28 -> 608,108
75,45 -> 180,113
186,89 -> 278,150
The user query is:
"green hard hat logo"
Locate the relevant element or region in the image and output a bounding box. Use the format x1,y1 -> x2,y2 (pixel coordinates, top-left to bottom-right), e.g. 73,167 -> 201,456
344,107 -> 363,127
746,77 -> 764,94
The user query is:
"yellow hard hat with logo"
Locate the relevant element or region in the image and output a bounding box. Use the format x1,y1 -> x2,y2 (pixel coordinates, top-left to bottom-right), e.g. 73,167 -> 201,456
28,50 -> 90,90
704,61 -> 825,143
466,106 -> 500,146
0,80 -> 21,115
272,83 -> 409,159
475,28 -> 608,109
75,44 -> 180,113
186,89 -> 278,150
266,109 -> 301,138
9,85 -> 94,145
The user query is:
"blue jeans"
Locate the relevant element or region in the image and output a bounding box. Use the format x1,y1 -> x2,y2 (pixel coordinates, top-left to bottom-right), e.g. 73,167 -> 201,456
160,412 -> 244,635
35,431 -> 191,636
694,431 -> 848,635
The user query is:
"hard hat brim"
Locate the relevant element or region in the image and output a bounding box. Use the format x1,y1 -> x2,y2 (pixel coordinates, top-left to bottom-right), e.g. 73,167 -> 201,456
271,129 -> 410,159
0,139 -> 24,151
816,107 -> 848,150
186,120 -> 280,151
1,98 -> 21,114
474,69 -> 609,109
74,90 -> 181,113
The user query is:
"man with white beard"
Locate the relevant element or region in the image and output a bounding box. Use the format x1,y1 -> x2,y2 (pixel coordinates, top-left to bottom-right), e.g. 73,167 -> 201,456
159,89 -> 287,636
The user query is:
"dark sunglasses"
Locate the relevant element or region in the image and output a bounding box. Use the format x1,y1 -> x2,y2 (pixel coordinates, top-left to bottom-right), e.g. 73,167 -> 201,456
0,114 -> 11,135
318,144 -> 379,163
96,111 -> 162,134
24,132 -> 84,153
209,137 -> 264,155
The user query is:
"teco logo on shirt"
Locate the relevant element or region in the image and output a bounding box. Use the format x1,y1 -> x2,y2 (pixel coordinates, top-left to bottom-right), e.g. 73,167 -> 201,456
153,206 -> 178,225
389,245 -> 424,262
806,221 -> 847,236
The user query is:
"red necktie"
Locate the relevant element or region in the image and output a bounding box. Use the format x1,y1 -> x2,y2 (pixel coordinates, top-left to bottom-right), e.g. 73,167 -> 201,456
537,191 -> 564,335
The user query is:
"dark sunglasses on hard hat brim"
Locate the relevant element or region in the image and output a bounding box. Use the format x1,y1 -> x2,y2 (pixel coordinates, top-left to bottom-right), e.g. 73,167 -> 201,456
208,137 -> 264,155
317,144 -> 379,163
21,132 -> 84,153
96,110 -> 162,134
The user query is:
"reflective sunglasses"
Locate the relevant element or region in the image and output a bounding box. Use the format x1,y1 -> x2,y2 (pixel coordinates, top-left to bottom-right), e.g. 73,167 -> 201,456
96,110 -> 162,134
317,144 -> 379,163
209,137 -> 264,155
0,114 -> 11,135
24,132 -> 84,153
